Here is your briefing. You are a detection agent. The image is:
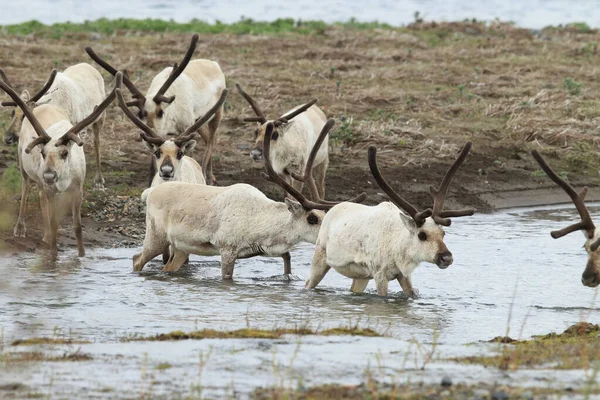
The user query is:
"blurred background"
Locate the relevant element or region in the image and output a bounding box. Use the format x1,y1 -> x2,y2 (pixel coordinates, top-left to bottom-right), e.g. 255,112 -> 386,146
2,0 -> 600,28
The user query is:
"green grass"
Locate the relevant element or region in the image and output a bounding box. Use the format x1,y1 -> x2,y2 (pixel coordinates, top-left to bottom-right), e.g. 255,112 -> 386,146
0,17 -> 398,38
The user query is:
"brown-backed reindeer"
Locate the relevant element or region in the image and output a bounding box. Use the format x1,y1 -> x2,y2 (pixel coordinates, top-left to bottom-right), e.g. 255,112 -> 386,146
306,143 -> 475,297
236,84 -> 329,197
86,34 -> 226,185
531,151 -> 600,287
134,120 -> 366,278
1,64 -> 108,190
0,73 -> 117,256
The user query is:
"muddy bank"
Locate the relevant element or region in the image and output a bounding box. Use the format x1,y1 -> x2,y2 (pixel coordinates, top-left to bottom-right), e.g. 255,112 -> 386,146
2,21 -> 600,251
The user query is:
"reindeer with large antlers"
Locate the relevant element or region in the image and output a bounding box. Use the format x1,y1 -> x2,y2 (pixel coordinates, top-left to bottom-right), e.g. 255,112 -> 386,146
1,63 -> 108,190
306,142 -> 475,297
133,120 -> 365,278
236,84 -> 329,197
0,73 -> 117,256
86,34 -> 226,185
531,151 -> 600,287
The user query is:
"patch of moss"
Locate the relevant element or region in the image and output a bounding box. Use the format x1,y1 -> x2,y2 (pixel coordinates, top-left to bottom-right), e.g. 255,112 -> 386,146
453,322 -> 600,370
11,337 -> 90,346
128,326 -> 382,342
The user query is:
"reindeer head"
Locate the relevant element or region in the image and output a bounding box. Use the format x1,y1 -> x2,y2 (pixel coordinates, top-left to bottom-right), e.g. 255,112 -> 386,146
236,84 -> 317,162
0,69 -> 57,145
262,119 -> 366,243
0,72 -> 116,190
369,143 -> 474,269
115,74 -> 228,182
86,35 -> 199,136
532,151 -> 600,287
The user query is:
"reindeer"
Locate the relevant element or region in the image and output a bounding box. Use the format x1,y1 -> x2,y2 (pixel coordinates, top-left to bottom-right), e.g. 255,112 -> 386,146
236,84 -> 329,198
531,151 -> 600,287
86,34 -> 226,185
306,143 -> 475,297
133,120 -> 366,278
0,73 -> 117,256
1,64 -> 108,190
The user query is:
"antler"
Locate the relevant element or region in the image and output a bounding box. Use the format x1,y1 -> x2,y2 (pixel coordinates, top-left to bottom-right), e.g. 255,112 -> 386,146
0,69 -> 58,107
174,88 -> 229,145
114,74 -> 165,146
274,99 -> 318,127
85,46 -> 147,114
532,150 -> 596,241
152,34 -> 199,105
368,146 -> 432,226
55,73 -> 119,148
236,84 -> 267,124
263,121 -> 366,211
429,142 -> 475,226
0,76 -> 52,152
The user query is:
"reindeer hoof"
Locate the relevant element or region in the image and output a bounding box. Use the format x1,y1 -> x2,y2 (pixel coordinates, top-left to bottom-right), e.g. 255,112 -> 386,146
93,178 -> 106,191
13,222 -> 26,238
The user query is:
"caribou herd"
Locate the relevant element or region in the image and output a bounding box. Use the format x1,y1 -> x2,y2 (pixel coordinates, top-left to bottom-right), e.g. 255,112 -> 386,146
1,34 -> 599,296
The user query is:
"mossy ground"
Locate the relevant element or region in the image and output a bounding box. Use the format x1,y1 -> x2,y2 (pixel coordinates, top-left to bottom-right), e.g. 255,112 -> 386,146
453,322 -> 600,370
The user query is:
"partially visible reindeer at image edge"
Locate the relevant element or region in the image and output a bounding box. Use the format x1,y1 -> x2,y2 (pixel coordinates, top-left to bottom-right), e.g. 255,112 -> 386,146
132,120 -> 366,278
1,63 -> 108,190
532,150 -> 600,287
86,34 -> 226,185
0,72 -> 118,256
306,142 -> 475,297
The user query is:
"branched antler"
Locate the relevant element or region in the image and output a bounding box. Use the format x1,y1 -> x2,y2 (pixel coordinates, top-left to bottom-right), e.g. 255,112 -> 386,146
153,34 -> 199,105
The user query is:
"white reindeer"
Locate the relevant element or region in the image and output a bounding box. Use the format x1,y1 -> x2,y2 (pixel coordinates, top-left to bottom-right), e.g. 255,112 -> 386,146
133,121 -> 366,277
1,64 -> 108,190
531,150 -> 600,287
86,34 -> 226,185
306,143 -> 474,297
236,84 -> 329,198
0,74 -> 117,256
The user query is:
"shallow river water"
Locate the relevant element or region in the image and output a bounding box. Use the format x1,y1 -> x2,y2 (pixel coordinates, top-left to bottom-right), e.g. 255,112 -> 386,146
1,204 -> 599,398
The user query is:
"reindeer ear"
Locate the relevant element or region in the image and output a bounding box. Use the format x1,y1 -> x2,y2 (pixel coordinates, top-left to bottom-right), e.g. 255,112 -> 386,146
285,198 -> 305,216
142,138 -> 156,153
399,212 -> 417,229
181,139 -> 196,154
20,90 -> 31,102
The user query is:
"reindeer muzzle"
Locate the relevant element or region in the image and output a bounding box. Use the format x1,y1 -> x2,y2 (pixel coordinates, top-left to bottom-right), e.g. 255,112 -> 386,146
582,263 -> 600,287
43,170 -> 57,184
250,148 -> 263,161
3,133 -> 17,145
159,165 -> 174,180
436,251 -> 453,269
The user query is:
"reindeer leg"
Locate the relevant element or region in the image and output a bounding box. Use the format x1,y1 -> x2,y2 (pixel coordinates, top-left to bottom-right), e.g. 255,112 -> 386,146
133,223 -> 168,271
306,244 -> 330,289
40,189 -> 51,245
282,251 -> 291,275
374,272 -> 389,297
46,192 -> 58,258
163,248 -> 189,272
397,274 -> 419,299
205,106 -> 222,186
91,119 -> 105,190
350,279 -> 369,293
220,249 -> 237,280
72,188 -> 85,257
162,247 -> 171,264
147,155 -> 156,188
13,172 -> 31,238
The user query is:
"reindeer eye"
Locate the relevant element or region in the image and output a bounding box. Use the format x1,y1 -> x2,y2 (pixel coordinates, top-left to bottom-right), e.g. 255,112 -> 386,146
60,149 -> 68,159
156,109 -> 164,118
307,214 -> 319,225
272,131 -> 279,141
177,150 -> 183,160
154,149 -> 161,158
418,231 -> 427,241
10,110 -> 15,118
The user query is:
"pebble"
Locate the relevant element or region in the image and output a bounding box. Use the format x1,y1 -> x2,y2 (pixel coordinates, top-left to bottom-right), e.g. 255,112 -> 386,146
441,376 -> 452,387
492,390 -> 509,400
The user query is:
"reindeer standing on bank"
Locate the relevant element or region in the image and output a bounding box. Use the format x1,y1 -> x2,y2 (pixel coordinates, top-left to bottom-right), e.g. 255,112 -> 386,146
86,34 -> 226,185
306,142 -> 475,297
1,64 -> 108,190
531,151 -> 600,287
133,120 -> 365,278
0,73 -> 117,256
237,84 -> 329,197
